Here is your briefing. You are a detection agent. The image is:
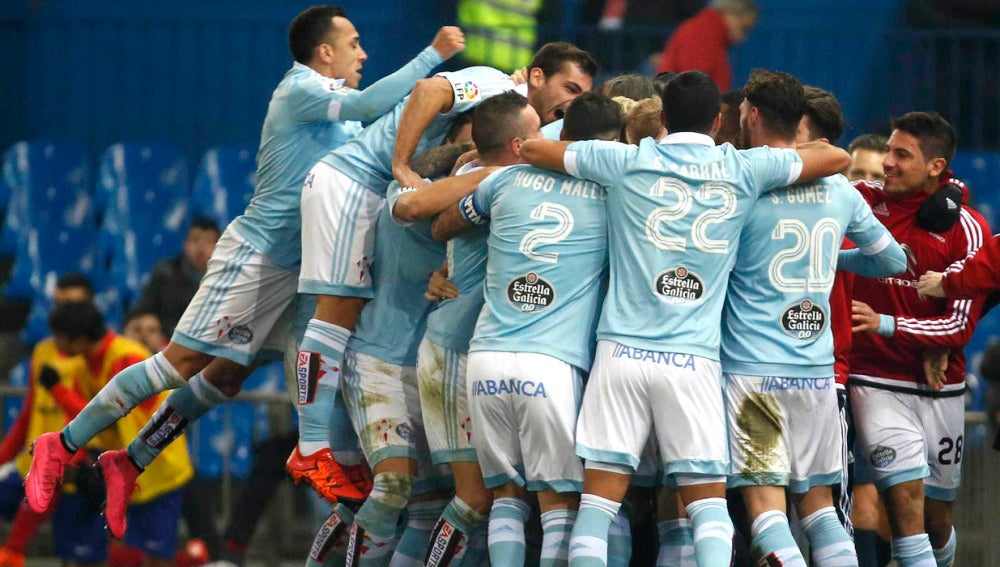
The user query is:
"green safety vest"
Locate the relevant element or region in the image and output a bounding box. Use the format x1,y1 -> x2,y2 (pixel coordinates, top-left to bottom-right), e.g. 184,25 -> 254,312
457,0 -> 542,72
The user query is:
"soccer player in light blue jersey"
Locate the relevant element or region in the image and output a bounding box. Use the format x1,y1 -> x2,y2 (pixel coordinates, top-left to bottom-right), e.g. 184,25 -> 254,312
519,71 -> 852,567
26,6 -> 465,525
458,93 -> 622,567
721,71 -> 905,567
293,42 -> 597,517
303,117 -> 479,567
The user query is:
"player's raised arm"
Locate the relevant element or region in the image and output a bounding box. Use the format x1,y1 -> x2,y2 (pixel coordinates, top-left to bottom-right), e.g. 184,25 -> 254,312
793,140 -> 852,183
330,27 -> 464,122
519,139 -> 573,173
392,76 -> 461,188
392,167 -> 496,223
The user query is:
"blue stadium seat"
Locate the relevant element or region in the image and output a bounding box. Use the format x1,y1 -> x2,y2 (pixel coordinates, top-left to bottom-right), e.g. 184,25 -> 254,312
187,402 -> 256,480
0,141 -> 91,257
951,151 -> 1000,231
96,142 -> 189,236
3,360 -> 28,432
4,225 -> 102,302
191,144 -> 256,227
96,143 -> 190,306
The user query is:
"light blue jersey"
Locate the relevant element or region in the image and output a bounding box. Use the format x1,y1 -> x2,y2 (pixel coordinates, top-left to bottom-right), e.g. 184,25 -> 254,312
465,165 -> 608,371
721,175 -> 899,378
563,133 -> 803,360
541,118 -> 564,141
348,182 -> 446,366
231,47 -> 443,268
322,66 -> 521,195
424,164 -> 490,354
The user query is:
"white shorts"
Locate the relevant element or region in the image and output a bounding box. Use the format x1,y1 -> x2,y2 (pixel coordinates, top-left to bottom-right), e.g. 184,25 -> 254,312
299,162 -> 384,298
417,338 -> 474,464
467,351 -> 584,493
850,383 -> 964,501
341,350 -> 450,490
725,374 -> 842,493
172,227 -> 298,366
576,341 -> 729,485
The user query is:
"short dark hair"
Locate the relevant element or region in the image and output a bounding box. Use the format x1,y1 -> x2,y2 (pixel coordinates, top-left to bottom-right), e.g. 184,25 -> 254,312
847,133 -> 888,155
472,91 -> 532,159
189,216 -> 220,235
891,112 -> 957,166
563,93 -> 623,142
56,273 -> 94,297
49,301 -> 106,342
602,74 -> 657,101
652,72 -> 678,97
124,308 -> 159,326
445,110 -> 475,144
742,69 -> 805,140
802,86 -> 844,144
660,71 -> 721,135
288,6 -> 347,65
529,42 -> 598,79
721,90 -> 744,108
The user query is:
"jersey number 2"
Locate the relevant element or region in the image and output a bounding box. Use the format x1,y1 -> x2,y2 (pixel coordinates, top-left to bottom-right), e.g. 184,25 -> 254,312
519,202 -> 574,264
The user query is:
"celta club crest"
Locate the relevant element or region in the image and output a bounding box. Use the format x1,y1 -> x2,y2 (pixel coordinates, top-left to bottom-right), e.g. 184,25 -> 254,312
215,316 -> 232,339
377,418 -> 394,442
460,416 -> 473,442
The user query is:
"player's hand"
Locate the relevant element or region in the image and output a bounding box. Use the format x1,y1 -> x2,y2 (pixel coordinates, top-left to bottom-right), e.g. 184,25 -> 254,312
431,26 -> 465,60
917,271 -> 947,299
424,264 -> 458,301
38,365 -> 61,390
851,300 -> 880,333
922,348 -> 949,391
451,148 -> 480,176
510,67 -> 529,85
393,165 -> 430,191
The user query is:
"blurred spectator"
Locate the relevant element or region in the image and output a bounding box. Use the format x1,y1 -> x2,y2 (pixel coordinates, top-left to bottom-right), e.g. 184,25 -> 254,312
656,0 -> 758,92
123,308 -> 167,353
716,89 -> 744,147
846,134 -> 889,184
133,217 -> 220,336
457,0 -> 543,72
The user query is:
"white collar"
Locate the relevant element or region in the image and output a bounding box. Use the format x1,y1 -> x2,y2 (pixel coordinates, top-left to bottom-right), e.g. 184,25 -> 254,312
660,132 -> 715,146
293,62 -> 346,88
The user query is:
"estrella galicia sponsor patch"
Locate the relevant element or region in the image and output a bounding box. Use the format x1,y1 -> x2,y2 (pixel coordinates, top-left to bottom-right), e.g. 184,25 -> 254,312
297,351 -> 320,405
653,266 -> 704,303
780,299 -> 826,340
870,445 -> 896,468
228,324 -> 253,345
506,272 -> 555,313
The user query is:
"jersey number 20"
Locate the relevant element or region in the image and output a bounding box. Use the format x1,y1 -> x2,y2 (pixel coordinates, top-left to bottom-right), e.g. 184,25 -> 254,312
768,218 -> 841,292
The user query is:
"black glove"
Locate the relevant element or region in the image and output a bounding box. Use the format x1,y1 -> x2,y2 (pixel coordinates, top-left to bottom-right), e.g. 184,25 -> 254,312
38,365 -> 61,390
916,171 -> 965,233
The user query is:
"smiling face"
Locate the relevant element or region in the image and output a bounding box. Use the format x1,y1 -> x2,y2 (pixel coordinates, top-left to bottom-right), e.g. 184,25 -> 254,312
882,129 -> 943,195
527,62 -> 593,125
324,16 -> 367,88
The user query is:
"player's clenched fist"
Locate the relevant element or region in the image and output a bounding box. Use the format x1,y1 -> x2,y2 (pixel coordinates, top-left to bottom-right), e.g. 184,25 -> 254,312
432,26 -> 465,60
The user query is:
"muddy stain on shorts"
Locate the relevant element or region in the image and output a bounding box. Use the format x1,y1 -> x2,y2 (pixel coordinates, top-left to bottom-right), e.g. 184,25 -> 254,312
736,392 -> 783,478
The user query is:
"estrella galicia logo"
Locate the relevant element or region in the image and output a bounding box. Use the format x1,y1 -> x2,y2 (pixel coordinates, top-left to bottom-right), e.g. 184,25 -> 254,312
506,272 -> 555,313
870,445 -> 896,468
228,324 -> 253,345
780,299 -> 826,340
395,422 -> 414,442
654,266 -> 704,303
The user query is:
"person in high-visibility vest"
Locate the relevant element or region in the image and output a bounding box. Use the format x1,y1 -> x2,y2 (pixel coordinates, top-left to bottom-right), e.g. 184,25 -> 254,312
457,0 -> 543,72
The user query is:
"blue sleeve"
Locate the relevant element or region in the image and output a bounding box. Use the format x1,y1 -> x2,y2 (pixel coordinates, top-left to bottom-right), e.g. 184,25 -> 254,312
290,46 -> 443,123
563,140 -> 634,187
436,67 -> 517,115
462,169 -> 504,225
838,190 -> 906,276
742,147 -> 804,197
